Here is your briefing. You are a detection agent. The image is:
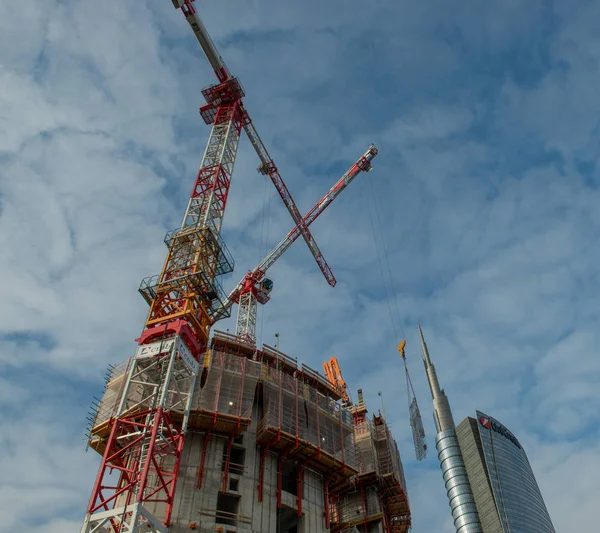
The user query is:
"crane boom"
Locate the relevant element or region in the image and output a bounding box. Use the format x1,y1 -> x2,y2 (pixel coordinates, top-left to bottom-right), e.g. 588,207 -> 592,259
245,122 -> 336,286
216,144 -> 378,319
257,144 -> 378,273
256,145 -> 377,272
174,0 -> 335,287
174,1 -> 230,82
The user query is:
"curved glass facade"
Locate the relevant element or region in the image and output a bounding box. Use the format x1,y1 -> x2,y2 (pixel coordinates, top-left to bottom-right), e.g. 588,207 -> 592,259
476,411 -> 555,533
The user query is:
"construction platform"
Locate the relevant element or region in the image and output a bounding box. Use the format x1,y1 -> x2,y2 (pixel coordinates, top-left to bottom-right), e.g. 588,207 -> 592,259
86,331 -> 410,532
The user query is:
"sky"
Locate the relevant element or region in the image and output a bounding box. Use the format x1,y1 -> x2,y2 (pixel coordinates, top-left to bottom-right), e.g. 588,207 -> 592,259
1,0 -> 599,531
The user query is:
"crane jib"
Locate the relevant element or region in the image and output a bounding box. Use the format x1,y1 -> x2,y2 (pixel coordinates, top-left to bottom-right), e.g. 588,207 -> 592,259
214,145 -> 378,324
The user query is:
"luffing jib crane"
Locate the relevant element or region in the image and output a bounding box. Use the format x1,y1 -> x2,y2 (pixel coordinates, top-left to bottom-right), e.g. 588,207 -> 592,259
81,4 -> 377,533
221,145 -> 379,344
323,356 -> 352,405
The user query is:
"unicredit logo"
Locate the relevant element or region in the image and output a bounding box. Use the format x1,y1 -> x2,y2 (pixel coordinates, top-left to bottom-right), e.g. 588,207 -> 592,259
479,414 -> 521,449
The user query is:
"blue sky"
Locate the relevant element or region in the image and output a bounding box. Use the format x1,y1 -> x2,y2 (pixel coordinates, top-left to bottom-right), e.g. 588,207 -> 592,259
1,0 -> 599,531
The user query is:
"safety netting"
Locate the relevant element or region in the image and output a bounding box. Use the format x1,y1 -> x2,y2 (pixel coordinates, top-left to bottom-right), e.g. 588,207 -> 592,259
260,367 -> 358,470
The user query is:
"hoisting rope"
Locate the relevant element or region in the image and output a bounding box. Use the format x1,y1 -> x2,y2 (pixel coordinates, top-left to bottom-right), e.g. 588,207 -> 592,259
366,174 -> 404,341
257,176 -> 273,346
366,174 -> 427,460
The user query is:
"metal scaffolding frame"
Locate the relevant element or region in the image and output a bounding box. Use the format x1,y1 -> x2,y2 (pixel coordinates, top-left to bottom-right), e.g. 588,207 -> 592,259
86,332 -> 410,532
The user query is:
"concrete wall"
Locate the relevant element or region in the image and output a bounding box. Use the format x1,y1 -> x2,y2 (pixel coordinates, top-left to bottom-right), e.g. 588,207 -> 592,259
166,401 -> 330,533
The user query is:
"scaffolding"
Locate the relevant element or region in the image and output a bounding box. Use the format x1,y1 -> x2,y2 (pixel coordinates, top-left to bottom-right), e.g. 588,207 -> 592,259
327,413 -> 410,533
259,370 -> 358,468
190,348 -> 261,434
86,331 -> 410,532
87,359 -> 130,454
354,417 -> 378,475
329,485 -> 383,532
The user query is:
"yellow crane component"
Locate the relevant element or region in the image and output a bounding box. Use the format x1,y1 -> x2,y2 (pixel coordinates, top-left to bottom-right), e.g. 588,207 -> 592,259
323,356 -> 351,404
397,339 -> 406,359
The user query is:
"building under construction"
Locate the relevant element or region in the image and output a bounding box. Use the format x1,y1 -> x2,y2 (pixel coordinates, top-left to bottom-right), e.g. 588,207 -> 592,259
88,331 -> 410,532
80,3 -> 411,532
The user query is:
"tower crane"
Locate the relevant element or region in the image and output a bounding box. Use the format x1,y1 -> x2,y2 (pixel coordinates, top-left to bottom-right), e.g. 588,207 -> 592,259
81,4 -> 370,533
216,145 -> 379,344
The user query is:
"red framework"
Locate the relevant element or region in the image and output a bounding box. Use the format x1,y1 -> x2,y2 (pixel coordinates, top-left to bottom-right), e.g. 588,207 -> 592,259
189,101 -> 244,216
86,408 -> 184,528
84,87 -> 244,530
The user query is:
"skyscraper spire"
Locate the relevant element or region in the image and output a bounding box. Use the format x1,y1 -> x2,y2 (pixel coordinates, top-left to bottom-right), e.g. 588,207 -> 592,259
418,325 -> 482,533
418,325 -> 454,432
418,324 -> 432,365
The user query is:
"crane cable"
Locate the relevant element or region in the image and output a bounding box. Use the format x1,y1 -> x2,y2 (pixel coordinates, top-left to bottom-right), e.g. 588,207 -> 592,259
366,173 -> 427,460
257,175 -> 273,347
366,173 -> 404,342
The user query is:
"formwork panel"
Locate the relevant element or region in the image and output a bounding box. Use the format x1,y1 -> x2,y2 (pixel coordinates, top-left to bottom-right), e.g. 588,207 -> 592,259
259,376 -> 359,476
189,350 -> 260,434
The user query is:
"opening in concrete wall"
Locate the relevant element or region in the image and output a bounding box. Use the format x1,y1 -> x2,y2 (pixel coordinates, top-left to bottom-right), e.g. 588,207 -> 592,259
281,459 -> 299,496
228,477 -> 239,492
221,441 -> 246,477
216,493 -> 240,527
230,446 -> 246,475
276,506 -> 300,533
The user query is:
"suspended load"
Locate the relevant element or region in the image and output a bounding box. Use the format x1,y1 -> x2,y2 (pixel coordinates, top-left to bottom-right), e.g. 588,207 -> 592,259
398,340 -> 427,461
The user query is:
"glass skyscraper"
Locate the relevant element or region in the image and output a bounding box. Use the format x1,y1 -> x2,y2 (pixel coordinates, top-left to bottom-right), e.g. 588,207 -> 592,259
456,411 -> 555,533
419,325 -> 555,533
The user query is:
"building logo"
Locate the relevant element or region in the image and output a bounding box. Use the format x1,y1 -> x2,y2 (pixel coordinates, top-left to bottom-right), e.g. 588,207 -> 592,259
478,411 -> 521,449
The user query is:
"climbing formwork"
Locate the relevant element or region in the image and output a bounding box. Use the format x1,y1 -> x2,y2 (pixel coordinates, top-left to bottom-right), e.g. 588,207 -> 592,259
327,410 -> 410,533
86,360 -> 130,455
86,331 -> 409,532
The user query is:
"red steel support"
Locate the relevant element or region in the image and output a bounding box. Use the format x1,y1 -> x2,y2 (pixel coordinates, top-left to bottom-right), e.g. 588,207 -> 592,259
315,387 -> 321,459
85,417 -> 123,533
86,408 -> 185,530
323,471 -> 334,529
258,431 -> 280,502
323,465 -> 346,530
296,463 -> 307,517
295,377 -> 299,447
196,429 -> 212,489
276,449 -> 291,509
221,434 -> 235,493
235,358 -> 246,428
381,493 -> 393,533
360,483 -> 368,531
338,407 -> 346,467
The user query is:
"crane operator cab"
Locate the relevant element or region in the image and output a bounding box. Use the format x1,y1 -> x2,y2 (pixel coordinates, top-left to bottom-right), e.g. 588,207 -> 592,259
260,278 -> 274,294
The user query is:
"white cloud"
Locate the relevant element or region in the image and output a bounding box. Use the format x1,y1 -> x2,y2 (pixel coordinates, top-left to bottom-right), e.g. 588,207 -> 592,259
1,1 -> 599,532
